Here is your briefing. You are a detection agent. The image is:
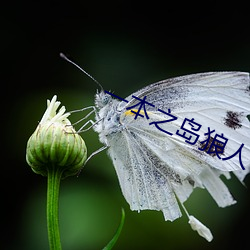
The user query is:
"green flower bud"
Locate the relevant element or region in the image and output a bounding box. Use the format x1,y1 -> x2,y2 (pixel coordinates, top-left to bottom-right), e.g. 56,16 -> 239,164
26,95 -> 87,178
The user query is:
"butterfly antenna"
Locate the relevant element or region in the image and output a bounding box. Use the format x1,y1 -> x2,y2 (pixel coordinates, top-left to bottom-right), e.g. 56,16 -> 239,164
60,53 -> 104,91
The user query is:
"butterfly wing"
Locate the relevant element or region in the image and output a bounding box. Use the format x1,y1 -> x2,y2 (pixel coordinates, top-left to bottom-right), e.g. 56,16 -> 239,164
106,72 -> 249,221
118,72 -> 250,174
107,112 -> 237,221
106,123 -> 182,221
122,72 -> 249,111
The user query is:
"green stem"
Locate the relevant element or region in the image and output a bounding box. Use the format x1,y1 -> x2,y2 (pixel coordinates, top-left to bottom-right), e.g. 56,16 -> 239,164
47,165 -> 63,250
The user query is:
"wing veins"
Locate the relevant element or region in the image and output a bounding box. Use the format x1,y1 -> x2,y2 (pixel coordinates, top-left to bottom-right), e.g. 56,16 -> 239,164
124,130 -> 152,208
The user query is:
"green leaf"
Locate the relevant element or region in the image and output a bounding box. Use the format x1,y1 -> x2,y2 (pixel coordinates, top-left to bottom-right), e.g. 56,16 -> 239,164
102,208 -> 125,250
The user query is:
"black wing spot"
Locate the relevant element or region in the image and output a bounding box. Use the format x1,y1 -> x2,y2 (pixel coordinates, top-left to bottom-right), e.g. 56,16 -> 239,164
224,111 -> 243,130
247,114 -> 250,122
187,177 -> 195,186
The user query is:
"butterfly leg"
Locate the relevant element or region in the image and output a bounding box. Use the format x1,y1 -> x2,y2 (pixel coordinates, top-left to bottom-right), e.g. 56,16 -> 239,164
70,106 -> 96,126
77,118 -> 105,133
68,106 -> 101,132
85,145 -> 108,165
77,145 -> 108,176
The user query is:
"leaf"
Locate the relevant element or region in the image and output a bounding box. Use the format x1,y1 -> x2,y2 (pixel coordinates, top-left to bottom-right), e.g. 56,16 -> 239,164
102,208 -> 125,250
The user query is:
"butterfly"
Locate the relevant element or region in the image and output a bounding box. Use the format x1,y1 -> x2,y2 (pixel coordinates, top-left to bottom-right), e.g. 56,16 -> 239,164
61,55 -> 250,241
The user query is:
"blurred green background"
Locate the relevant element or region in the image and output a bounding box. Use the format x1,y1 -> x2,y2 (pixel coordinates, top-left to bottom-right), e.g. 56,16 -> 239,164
2,2 -> 250,250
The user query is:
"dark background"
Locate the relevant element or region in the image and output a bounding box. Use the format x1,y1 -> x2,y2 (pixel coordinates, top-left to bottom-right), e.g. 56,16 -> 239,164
2,1 -> 250,250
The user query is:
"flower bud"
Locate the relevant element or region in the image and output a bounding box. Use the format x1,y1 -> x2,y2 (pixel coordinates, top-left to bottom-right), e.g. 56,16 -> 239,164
26,95 -> 87,178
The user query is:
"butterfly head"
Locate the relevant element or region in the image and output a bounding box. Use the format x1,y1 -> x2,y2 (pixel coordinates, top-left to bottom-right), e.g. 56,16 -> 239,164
95,90 -> 113,109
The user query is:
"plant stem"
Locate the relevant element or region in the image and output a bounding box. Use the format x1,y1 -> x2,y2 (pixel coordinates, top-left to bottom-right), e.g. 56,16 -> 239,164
47,165 -> 63,250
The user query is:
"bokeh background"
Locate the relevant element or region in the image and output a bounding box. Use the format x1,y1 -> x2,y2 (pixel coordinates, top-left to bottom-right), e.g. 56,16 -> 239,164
2,1 -> 250,250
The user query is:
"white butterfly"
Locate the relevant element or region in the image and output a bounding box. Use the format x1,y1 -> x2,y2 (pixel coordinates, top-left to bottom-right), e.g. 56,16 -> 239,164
61,53 -> 250,242
89,72 -> 250,242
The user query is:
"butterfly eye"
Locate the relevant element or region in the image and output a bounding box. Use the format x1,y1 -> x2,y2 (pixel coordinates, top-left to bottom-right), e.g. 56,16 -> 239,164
103,94 -> 111,105
95,92 -> 112,108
